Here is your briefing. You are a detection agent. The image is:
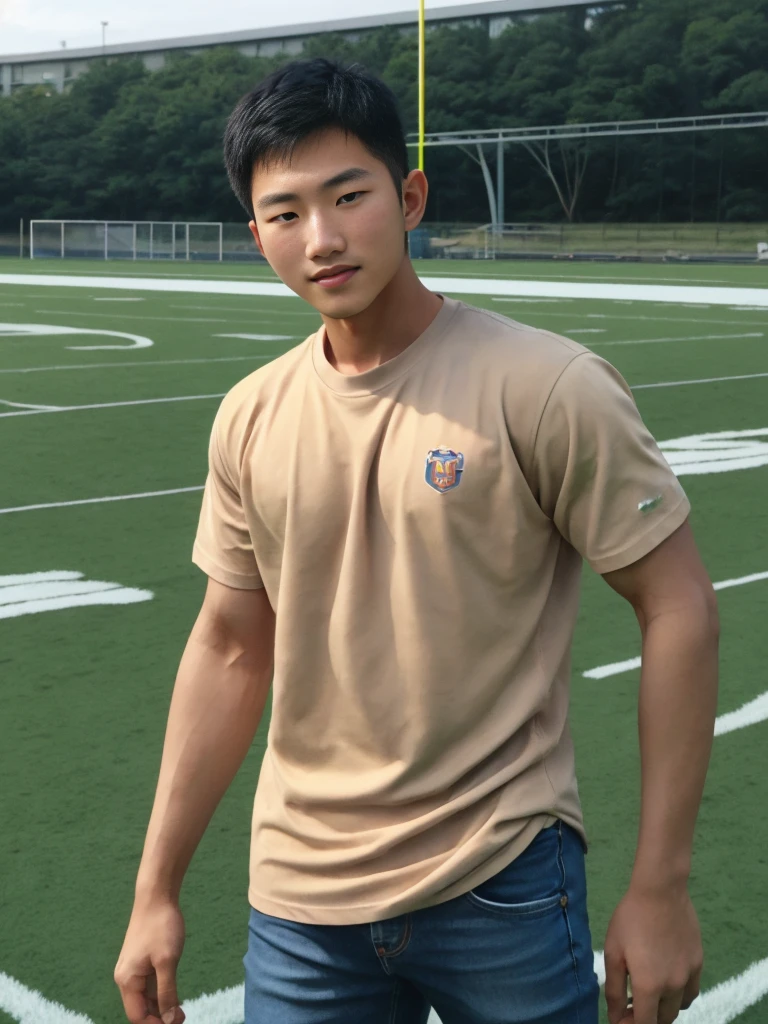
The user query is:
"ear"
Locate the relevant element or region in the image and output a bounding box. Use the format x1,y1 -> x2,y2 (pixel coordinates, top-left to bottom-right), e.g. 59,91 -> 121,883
401,169 -> 429,232
248,220 -> 265,258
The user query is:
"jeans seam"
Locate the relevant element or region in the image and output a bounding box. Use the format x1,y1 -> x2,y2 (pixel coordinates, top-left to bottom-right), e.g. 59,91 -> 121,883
388,976 -> 401,1024
558,822 -> 583,1024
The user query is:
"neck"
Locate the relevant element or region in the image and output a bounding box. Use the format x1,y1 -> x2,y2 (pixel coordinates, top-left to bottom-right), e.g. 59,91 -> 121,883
320,257 -> 444,376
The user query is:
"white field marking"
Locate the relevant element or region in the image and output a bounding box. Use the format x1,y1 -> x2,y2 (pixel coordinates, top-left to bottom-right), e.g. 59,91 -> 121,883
0,322 -> 152,351
682,303 -> 712,308
0,486 -> 204,515
592,332 -> 763,347
715,691 -> 768,737
0,392 -> 225,419
660,427 -> 768,475
216,332 -> 293,341
3,272 -> 768,307
0,971 -> 94,1024
35,309 -> 228,323
92,296 -> 145,302
493,305 -> 765,328
179,984 -> 245,1024
731,306 -> 768,311
0,302 -> 24,306
0,399 -> 63,410
567,328 -> 606,333
632,371 -> 768,390
0,354 -> 280,374
0,571 -> 153,620
584,570 -> 768,680
0,265 -> 751,284
170,303 -> 319,316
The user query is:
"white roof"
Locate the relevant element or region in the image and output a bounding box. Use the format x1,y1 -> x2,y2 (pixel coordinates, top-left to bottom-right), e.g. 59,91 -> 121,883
0,0 -> 596,63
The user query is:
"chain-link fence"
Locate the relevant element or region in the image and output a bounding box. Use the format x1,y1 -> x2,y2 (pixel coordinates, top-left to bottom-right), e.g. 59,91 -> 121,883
2,221 -> 768,262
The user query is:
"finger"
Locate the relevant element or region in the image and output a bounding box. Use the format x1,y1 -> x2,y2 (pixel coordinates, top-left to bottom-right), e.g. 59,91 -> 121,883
155,959 -> 185,1024
116,975 -> 163,1024
658,989 -> 684,1024
681,968 -> 702,1011
604,954 -> 630,1024
630,988 -> 661,1024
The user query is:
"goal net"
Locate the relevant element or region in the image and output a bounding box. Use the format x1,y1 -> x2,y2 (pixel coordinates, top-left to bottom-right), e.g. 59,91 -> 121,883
30,220 -> 224,261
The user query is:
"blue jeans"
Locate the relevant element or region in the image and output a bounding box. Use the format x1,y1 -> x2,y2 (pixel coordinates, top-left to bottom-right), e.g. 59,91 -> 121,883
243,820 -> 599,1023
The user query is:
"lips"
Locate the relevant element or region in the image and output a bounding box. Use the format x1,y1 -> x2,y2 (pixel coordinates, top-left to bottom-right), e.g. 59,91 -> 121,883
312,266 -> 359,288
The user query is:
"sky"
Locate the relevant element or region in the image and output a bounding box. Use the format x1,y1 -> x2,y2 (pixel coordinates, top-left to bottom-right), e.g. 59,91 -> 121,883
0,0 -> 482,55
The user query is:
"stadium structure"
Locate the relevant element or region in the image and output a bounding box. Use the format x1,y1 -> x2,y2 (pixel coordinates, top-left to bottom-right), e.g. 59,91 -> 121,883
0,0 -> 617,97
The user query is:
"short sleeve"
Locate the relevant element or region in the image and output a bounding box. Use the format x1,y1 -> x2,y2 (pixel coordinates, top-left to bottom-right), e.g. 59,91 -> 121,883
192,412 -> 264,590
532,352 -> 691,574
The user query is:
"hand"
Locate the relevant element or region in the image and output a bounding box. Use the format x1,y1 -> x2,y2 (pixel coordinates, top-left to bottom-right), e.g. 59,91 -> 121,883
603,883 -> 703,1024
114,896 -> 187,1024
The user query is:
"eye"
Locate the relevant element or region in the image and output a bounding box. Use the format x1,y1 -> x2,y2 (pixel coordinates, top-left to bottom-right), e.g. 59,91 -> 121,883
338,191 -> 363,205
271,211 -> 297,223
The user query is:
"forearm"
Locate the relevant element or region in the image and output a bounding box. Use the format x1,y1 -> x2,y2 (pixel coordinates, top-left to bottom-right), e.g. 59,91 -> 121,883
631,599 -> 719,892
134,625 -> 272,904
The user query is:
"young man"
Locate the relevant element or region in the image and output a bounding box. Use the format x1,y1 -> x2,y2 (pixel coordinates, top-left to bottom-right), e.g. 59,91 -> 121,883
115,58 -> 719,1024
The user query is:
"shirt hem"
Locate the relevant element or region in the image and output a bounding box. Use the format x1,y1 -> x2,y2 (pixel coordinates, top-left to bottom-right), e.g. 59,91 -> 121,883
192,544 -> 264,590
246,811 -> 587,926
587,493 -> 691,576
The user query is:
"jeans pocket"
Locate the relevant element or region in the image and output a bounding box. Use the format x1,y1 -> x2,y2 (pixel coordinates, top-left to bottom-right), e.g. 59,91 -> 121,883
464,821 -> 566,916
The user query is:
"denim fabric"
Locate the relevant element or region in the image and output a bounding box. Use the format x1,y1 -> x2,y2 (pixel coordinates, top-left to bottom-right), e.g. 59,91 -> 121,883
243,820 -> 599,1023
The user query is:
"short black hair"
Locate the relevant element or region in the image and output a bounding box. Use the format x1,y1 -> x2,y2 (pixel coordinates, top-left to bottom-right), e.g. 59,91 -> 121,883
224,57 -> 410,219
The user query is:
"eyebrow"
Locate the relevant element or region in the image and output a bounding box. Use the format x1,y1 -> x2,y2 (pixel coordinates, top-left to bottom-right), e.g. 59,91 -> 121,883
255,167 -> 374,211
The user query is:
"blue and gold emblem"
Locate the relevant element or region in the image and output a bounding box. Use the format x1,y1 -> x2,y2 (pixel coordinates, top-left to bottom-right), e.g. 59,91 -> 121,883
425,447 -> 465,493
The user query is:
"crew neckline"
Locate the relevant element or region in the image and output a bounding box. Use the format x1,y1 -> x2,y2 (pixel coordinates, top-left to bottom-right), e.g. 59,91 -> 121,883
311,293 -> 460,396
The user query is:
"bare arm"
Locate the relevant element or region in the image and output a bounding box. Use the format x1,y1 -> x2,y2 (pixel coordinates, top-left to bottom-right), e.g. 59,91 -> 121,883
115,578 -> 274,1024
135,577 -> 275,902
600,520 -> 719,1024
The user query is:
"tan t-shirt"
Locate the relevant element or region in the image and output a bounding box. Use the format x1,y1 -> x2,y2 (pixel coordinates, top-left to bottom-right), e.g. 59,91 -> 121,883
192,294 -> 690,925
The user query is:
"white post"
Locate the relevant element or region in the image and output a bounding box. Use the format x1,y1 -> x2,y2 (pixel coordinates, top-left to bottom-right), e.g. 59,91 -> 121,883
133,222 -> 137,261
60,221 -> 65,259
19,218 -> 23,259
30,221 -> 35,260
172,225 -> 176,261
219,223 -> 223,262
150,222 -> 154,260
185,222 -> 190,262
104,221 -> 108,260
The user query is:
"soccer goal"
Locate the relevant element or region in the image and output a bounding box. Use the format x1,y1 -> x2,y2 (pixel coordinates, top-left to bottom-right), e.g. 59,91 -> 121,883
29,220 -> 224,261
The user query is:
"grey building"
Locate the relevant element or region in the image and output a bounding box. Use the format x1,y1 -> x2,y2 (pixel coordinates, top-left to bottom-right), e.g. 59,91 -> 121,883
0,0 -> 608,97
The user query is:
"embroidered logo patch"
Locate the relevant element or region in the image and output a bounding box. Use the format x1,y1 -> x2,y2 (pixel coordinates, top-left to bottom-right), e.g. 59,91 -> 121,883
638,495 -> 664,515
425,447 -> 465,493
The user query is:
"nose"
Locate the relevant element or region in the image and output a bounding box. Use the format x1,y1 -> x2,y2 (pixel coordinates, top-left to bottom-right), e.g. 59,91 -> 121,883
305,212 -> 346,261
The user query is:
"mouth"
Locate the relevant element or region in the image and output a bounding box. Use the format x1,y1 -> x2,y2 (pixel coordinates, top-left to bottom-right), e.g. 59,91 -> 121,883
311,266 -> 360,289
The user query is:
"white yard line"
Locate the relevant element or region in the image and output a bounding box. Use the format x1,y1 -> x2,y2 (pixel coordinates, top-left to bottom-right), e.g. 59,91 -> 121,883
2,273 -> 768,307
0,354 -> 277,374
632,371 -> 768,390
0,393 -> 225,419
592,332 -> 763,347
35,309 -> 229,323
169,303 -> 319,316
0,399 -> 63,410
0,486 -> 204,515
92,297 -> 146,302
0,970 -> 94,1024
0,354 -> 280,374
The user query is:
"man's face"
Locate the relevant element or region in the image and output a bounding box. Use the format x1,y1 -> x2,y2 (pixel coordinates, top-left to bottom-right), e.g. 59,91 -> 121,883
248,127 -> 412,318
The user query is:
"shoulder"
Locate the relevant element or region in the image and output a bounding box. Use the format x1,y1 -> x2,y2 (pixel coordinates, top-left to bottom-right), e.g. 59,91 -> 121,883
446,298 -> 590,381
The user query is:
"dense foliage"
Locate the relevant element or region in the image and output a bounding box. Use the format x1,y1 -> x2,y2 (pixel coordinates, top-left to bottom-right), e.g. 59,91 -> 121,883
1,0 -> 766,226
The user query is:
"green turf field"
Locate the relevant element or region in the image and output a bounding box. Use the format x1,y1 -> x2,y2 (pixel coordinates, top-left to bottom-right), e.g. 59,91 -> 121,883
0,257 -> 766,1024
